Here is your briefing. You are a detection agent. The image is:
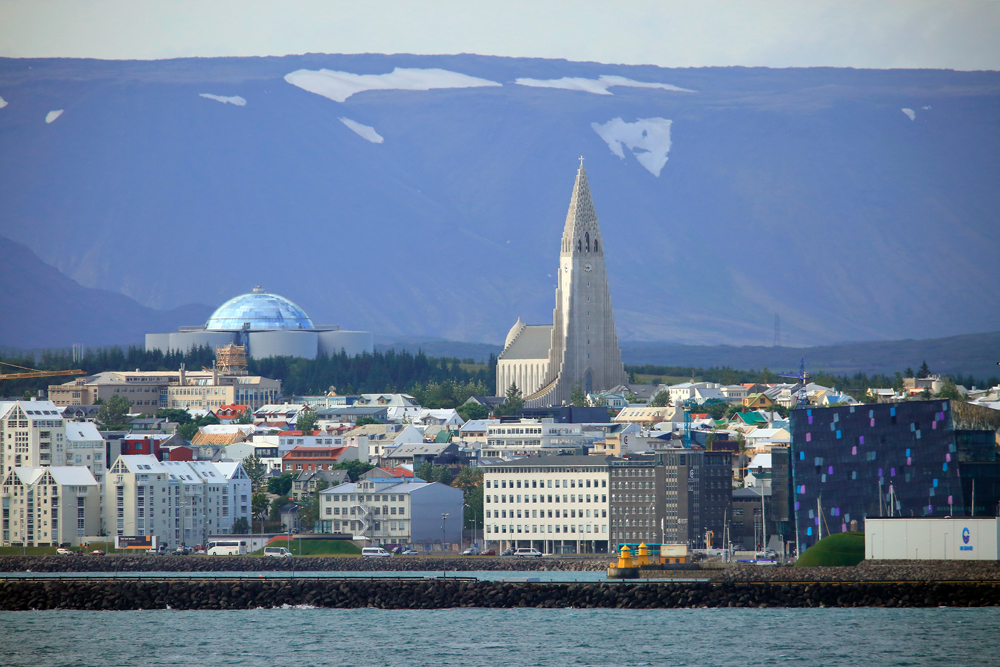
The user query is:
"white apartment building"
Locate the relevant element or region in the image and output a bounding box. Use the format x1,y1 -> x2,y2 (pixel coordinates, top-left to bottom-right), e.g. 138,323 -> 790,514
482,455 -> 612,555
318,478 -> 463,547
1,466 -> 101,546
62,421 -> 106,484
0,399 -> 67,479
107,456 -> 251,550
482,419 -> 594,458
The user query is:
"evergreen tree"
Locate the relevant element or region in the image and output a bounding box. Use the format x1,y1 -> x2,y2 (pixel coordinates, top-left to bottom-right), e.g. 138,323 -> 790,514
918,361 -> 931,379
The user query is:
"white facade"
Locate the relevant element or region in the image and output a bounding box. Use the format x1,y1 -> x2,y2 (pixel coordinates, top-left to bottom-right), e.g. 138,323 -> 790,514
107,456 -> 251,550
482,456 -> 611,554
865,518 -> 1000,561
62,421 -> 106,484
1,466 -> 100,546
0,399 -> 67,480
482,419 -> 590,457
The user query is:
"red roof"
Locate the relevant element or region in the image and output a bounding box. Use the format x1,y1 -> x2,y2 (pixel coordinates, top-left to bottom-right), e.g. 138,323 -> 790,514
380,467 -> 414,478
215,404 -> 249,416
282,446 -> 348,460
277,430 -> 322,436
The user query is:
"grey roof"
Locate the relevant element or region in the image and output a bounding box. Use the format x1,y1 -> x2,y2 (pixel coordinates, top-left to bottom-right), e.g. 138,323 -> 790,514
482,455 -> 614,468
500,325 -> 552,361
385,442 -> 454,458
733,486 -> 771,499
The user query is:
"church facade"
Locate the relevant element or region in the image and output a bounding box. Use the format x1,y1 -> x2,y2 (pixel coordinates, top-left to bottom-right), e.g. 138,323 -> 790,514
497,161 -> 627,407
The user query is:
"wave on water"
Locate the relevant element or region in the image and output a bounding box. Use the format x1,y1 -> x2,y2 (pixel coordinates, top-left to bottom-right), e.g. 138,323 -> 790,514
278,603 -> 317,610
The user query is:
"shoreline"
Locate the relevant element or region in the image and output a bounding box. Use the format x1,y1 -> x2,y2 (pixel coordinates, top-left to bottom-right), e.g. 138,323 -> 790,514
1,579 -> 997,611
2,556 -> 1000,582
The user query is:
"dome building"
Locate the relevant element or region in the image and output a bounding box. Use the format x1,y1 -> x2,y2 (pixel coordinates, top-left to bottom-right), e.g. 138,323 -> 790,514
145,287 -> 373,360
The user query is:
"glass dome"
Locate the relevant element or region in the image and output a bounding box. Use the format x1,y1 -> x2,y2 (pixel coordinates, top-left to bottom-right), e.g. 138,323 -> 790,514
205,287 -> 315,331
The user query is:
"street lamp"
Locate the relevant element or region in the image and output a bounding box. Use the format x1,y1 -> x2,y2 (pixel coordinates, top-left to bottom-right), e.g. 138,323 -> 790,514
463,503 -> 477,552
441,513 -> 449,553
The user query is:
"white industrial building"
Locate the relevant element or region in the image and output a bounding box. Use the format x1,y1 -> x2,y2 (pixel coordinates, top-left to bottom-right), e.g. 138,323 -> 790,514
865,518 -> 1000,561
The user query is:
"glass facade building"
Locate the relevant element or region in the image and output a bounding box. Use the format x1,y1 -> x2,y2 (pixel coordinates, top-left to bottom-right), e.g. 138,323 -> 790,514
205,287 -> 314,331
790,400 -> 964,553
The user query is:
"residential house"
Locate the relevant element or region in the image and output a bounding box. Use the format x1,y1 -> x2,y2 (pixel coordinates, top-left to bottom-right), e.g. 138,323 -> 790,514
292,468 -> 349,502
352,394 -> 422,421
215,404 -> 250,424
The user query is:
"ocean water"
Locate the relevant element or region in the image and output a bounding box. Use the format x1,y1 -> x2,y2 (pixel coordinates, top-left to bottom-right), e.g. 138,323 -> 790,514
3,607 -> 999,666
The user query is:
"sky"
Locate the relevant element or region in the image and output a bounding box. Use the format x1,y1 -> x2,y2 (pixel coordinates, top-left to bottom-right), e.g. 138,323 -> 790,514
1,0 -> 999,70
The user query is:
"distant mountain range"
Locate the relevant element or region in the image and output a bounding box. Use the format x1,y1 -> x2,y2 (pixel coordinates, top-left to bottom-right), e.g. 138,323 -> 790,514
0,235 -> 212,350
1,54 -> 998,349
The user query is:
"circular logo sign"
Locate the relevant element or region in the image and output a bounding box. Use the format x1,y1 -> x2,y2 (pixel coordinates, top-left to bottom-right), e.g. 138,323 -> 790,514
963,527 -> 971,544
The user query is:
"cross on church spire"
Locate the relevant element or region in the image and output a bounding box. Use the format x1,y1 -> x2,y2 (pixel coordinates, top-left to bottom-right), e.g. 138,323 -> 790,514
579,156 -> 584,167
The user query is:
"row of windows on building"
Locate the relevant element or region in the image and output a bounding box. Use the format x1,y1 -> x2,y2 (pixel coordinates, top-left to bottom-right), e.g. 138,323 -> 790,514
486,478 -> 606,489
487,493 -> 607,504
488,508 -> 605,519
488,524 -> 607,534
326,505 -> 406,516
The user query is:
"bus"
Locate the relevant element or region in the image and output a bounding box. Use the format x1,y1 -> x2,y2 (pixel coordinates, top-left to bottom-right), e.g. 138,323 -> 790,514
206,540 -> 249,556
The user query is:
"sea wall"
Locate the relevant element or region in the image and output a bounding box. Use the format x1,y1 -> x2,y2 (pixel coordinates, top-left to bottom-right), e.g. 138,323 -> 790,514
1,579 -> 998,611
0,556 -> 606,573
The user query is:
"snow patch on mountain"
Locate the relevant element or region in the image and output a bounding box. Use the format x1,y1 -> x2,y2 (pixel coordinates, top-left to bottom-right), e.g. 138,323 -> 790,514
45,110 -> 63,123
902,108 -> 916,120
339,117 -> 384,144
591,117 -> 672,177
0,96 -> 7,109
200,93 -> 247,106
285,67 -> 501,103
516,75 -> 695,95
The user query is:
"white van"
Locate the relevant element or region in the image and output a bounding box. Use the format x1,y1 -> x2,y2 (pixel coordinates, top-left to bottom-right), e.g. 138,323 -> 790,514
361,547 -> 392,558
514,548 -> 543,558
264,547 -> 293,558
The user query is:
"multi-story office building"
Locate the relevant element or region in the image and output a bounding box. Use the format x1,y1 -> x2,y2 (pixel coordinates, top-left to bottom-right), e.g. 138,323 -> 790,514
609,456 -> 665,546
49,368 -> 281,414
789,400 -> 965,555
482,455 -> 612,554
318,478 -> 463,547
658,450 -> 732,548
1,466 -> 101,546
0,399 -> 66,480
482,419 -> 598,457
607,451 -> 733,549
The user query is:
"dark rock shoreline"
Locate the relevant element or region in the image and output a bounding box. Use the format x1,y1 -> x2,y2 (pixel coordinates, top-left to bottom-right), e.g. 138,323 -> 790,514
1,579 -> 998,611
3,556 -> 1000,582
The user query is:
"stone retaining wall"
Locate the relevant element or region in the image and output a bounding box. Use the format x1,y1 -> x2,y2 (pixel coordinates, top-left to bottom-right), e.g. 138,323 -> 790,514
0,555 -> 607,573
1,579 -> 997,611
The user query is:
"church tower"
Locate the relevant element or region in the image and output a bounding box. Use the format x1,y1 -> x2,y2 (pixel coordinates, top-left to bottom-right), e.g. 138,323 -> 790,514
497,160 -> 627,407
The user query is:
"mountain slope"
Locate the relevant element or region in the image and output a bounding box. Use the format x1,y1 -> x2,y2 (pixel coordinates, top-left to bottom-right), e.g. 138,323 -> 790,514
1,55 -> 998,347
0,235 -> 212,348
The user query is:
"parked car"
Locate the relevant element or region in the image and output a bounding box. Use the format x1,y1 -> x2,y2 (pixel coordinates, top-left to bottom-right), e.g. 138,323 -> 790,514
264,547 -> 293,558
401,549 -> 418,555
147,544 -> 168,555
462,547 -> 480,556
361,547 -> 392,558
514,548 -> 543,558
482,549 -> 496,556
88,550 -> 105,556
193,544 -> 206,555
174,545 -> 192,556
501,548 -> 513,556
56,548 -> 74,556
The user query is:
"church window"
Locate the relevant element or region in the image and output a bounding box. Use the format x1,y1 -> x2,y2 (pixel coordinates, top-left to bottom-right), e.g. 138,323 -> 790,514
595,240 -> 599,252
577,239 -> 582,252
585,232 -> 590,251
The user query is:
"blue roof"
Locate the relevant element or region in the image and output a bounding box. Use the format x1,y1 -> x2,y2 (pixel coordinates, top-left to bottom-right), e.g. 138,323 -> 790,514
205,287 -> 314,331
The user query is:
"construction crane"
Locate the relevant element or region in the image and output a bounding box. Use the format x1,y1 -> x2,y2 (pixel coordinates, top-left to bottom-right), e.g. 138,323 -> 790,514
779,357 -> 811,408
0,361 -> 86,382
